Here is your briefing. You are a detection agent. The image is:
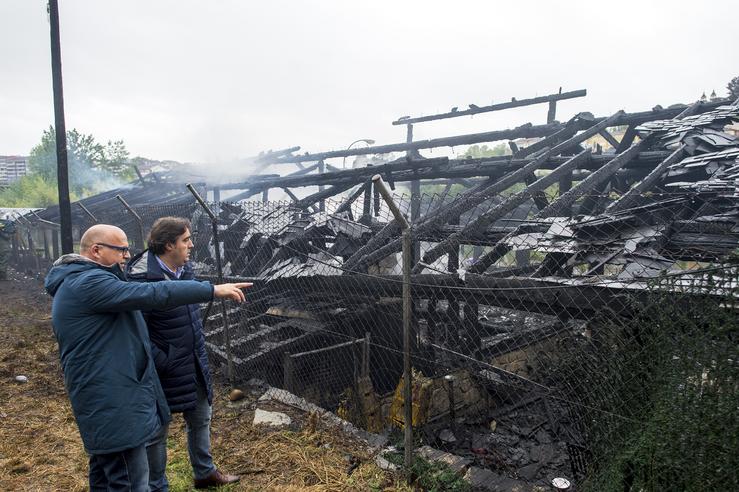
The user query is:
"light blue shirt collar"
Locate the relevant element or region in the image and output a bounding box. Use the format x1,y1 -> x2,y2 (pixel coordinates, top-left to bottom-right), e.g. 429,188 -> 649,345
155,254 -> 184,279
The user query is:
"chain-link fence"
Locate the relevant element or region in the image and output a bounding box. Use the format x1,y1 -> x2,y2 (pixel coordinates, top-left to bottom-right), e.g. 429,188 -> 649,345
8,182 -> 738,491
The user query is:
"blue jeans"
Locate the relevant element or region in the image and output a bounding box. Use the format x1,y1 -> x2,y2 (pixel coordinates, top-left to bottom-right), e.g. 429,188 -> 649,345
147,382 -> 216,491
89,443 -> 149,492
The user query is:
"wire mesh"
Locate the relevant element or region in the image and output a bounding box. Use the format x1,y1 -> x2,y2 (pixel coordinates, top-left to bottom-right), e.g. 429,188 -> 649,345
9,179 -> 739,490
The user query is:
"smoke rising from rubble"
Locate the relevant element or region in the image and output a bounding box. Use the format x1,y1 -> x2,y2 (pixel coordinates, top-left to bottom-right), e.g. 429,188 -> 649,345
1,1 -> 738,162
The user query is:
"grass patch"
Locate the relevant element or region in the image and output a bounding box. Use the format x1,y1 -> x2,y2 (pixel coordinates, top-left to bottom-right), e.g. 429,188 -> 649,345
383,451 -> 470,492
0,275 -> 413,491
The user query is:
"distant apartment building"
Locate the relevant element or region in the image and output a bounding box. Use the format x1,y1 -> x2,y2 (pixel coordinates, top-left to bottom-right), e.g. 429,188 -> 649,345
0,156 -> 28,186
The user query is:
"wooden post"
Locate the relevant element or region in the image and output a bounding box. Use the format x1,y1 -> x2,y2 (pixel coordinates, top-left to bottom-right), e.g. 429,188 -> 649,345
547,100 -> 557,123
373,184 -> 381,217
407,124 -> 421,264
362,181 -> 372,221
27,227 -> 39,271
42,227 -> 50,259
318,160 -> 325,212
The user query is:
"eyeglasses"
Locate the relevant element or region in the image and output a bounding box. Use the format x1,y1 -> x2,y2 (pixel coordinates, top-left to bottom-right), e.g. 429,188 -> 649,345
95,243 -> 131,254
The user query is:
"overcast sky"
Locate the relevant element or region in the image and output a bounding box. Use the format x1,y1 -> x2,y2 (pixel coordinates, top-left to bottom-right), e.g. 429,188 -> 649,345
1,0 -> 737,165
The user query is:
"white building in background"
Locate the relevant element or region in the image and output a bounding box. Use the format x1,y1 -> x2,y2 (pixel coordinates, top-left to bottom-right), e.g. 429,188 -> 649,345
0,155 -> 28,186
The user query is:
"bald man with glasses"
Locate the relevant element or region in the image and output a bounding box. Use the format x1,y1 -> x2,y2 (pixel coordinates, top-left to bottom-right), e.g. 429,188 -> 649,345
45,224 -> 252,492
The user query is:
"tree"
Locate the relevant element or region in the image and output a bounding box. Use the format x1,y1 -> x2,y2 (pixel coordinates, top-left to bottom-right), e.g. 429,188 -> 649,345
417,143 -> 513,196
727,76 -> 739,100
459,143 -> 510,159
0,174 -> 76,208
28,127 -> 133,195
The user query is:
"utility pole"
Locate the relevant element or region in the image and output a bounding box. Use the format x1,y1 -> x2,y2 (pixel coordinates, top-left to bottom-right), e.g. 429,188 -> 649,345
48,0 -> 73,254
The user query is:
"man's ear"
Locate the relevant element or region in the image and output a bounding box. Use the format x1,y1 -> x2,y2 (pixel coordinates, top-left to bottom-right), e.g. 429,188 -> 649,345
165,242 -> 175,252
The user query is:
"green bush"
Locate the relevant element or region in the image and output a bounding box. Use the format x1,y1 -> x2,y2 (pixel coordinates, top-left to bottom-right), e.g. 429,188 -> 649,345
0,174 -> 72,208
568,273 -> 739,491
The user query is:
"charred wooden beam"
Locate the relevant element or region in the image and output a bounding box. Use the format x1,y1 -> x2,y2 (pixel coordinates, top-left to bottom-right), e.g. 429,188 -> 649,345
577,180 -> 610,216
512,124 -> 578,158
525,173 -> 550,211
606,145 -> 686,213
335,183 -> 369,215
247,273 -> 658,319
538,139 -> 651,218
286,162 -> 321,177
557,171 -> 573,213
598,129 -> 620,149
346,112 -> 626,273
547,100 -> 557,124
219,151 -> 669,194
264,100 -> 726,164
675,100 -> 703,119
226,156 -> 449,193
604,101 -> 701,212
318,160 -> 326,212
361,181 -> 372,219
615,125 -> 637,153
225,188 -> 262,202
344,150 -> 555,272
254,146 -> 302,163
133,166 -> 147,187
416,225 -> 511,244
392,89 -> 587,125
270,123 -> 563,164
417,150 -> 591,272
282,187 -> 299,202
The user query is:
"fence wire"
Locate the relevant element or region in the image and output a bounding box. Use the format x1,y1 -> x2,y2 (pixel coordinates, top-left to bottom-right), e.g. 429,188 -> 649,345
9,186 -> 739,491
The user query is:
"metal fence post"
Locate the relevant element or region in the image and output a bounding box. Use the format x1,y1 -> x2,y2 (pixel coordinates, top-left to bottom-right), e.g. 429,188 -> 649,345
115,195 -> 145,252
28,211 -> 63,261
372,174 -> 414,479
31,225 -> 40,270
77,202 -> 98,223
186,184 -> 235,387
51,229 -> 60,259
42,226 -> 51,259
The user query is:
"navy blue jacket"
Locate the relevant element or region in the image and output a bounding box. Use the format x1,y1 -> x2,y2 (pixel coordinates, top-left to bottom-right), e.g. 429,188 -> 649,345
44,254 -> 215,454
126,250 -> 213,412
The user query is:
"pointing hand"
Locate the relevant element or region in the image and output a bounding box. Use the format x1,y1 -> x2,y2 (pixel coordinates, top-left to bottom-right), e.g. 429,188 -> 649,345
213,282 -> 253,303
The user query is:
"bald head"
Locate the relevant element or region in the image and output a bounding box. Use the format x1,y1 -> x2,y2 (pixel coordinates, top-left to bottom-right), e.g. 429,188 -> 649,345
80,225 -> 127,253
79,225 -> 131,269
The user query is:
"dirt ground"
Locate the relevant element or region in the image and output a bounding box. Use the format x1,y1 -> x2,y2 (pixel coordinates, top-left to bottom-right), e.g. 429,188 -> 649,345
0,271 -> 407,491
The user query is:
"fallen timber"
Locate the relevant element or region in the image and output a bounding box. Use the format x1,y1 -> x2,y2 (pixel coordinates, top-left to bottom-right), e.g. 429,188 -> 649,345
23,93 -> 739,461
223,151 -> 671,195
391,89 -> 588,125
206,272 -> 732,327
261,99 -> 728,164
